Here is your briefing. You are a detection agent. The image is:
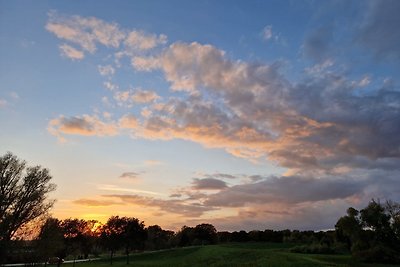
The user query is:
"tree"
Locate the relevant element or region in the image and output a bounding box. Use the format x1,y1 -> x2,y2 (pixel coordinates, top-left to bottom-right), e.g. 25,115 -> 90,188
174,226 -> 195,247
101,217 -> 123,265
385,200 -> 400,239
193,223 -> 217,245
37,218 -> 65,267
61,218 -> 97,264
145,225 -> 174,250
0,152 -> 56,260
101,216 -> 146,265
335,207 -> 362,249
335,199 -> 400,263
360,200 -> 391,241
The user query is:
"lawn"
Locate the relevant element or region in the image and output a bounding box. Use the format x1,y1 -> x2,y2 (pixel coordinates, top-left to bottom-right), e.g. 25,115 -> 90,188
64,243 -> 400,267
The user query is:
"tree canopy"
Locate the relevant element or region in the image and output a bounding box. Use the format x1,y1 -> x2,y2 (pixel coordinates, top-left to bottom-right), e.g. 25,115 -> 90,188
0,152 -> 56,258
335,199 -> 400,263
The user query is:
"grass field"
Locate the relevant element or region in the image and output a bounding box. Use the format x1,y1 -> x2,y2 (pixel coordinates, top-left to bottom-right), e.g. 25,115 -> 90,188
65,243 -> 400,267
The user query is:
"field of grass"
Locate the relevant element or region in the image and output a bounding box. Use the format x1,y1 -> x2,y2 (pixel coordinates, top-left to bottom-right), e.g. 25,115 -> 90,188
65,243 -> 400,267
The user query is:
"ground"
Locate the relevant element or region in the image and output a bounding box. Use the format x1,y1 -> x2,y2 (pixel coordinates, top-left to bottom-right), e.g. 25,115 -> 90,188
61,243 -> 400,267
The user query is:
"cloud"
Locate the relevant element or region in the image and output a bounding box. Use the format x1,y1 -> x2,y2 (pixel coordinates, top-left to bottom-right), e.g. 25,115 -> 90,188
131,42 -> 242,92
119,114 -> 138,129
114,89 -> 160,106
104,81 -> 119,91
262,25 -> 273,41
204,175 -> 367,207
0,99 -> 7,108
132,56 -> 161,71
104,194 -> 215,217
0,92 -> 20,109
357,75 -> 371,87
210,173 -> 237,180
305,59 -> 334,75
260,25 -> 286,45
46,11 -> 125,53
9,92 -> 19,100
143,160 -> 165,166
357,0 -> 400,60
132,89 -> 160,103
73,198 -> 120,206
124,31 -> 167,51
98,65 -> 115,76
97,184 -> 162,196
48,114 -> 118,141
46,11 -> 168,68
59,44 -> 84,60
303,26 -> 333,62
120,172 -> 141,179
192,178 -> 227,190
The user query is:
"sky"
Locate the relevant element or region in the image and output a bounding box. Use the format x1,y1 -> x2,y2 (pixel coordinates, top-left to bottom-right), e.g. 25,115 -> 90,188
1,0 -> 400,231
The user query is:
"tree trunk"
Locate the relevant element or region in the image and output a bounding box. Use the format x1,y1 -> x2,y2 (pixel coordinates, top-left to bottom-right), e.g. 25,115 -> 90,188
110,250 -> 113,265
126,247 -> 130,265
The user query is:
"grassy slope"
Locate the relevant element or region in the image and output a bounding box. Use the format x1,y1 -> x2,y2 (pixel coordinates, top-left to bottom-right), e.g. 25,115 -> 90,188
66,243 -> 400,267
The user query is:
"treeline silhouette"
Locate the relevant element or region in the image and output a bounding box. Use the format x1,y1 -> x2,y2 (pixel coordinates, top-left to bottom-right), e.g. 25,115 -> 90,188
3,199 -> 400,265
4,218 -> 331,265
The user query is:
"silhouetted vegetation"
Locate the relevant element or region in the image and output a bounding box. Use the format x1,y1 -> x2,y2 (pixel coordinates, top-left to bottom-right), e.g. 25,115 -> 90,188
2,152 -> 400,265
0,152 -> 56,264
3,203 -> 400,265
335,199 -> 400,263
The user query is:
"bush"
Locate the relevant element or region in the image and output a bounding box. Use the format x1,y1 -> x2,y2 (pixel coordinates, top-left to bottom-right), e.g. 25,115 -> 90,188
290,242 -> 347,255
353,244 -> 400,264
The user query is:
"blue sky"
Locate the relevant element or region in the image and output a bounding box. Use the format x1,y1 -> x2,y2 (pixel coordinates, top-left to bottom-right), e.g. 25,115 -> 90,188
1,0 -> 399,231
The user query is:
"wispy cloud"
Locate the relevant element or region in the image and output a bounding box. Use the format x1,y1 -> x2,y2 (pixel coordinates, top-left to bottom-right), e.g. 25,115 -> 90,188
73,198 -> 120,206
46,11 -> 167,62
119,172 -> 141,179
98,65 -> 115,76
46,11 -> 125,54
143,160 -> 165,166
0,99 -> 7,108
104,194 -> 216,217
97,184 -> 162,196
262,25 -> 273,41
191,178 -> 227,190
124,30 -> 167,51
59,44 -> 84,60
113,88 -> 160,107
302,26 -> 333,62
357,0 -> 400,60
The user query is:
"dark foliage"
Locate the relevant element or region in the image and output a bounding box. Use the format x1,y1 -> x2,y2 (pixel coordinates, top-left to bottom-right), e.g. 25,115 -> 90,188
335,199 -> 400,263
0,152 -> 56,263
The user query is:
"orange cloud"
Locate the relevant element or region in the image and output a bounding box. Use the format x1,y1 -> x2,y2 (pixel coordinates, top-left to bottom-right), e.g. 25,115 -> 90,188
48,114 -> 118,141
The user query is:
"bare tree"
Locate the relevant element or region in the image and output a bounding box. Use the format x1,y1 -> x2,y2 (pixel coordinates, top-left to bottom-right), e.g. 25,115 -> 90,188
0,152 -> 56,255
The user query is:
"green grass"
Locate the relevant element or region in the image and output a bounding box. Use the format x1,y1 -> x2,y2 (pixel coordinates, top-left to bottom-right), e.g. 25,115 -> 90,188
63,243 -> 400,267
